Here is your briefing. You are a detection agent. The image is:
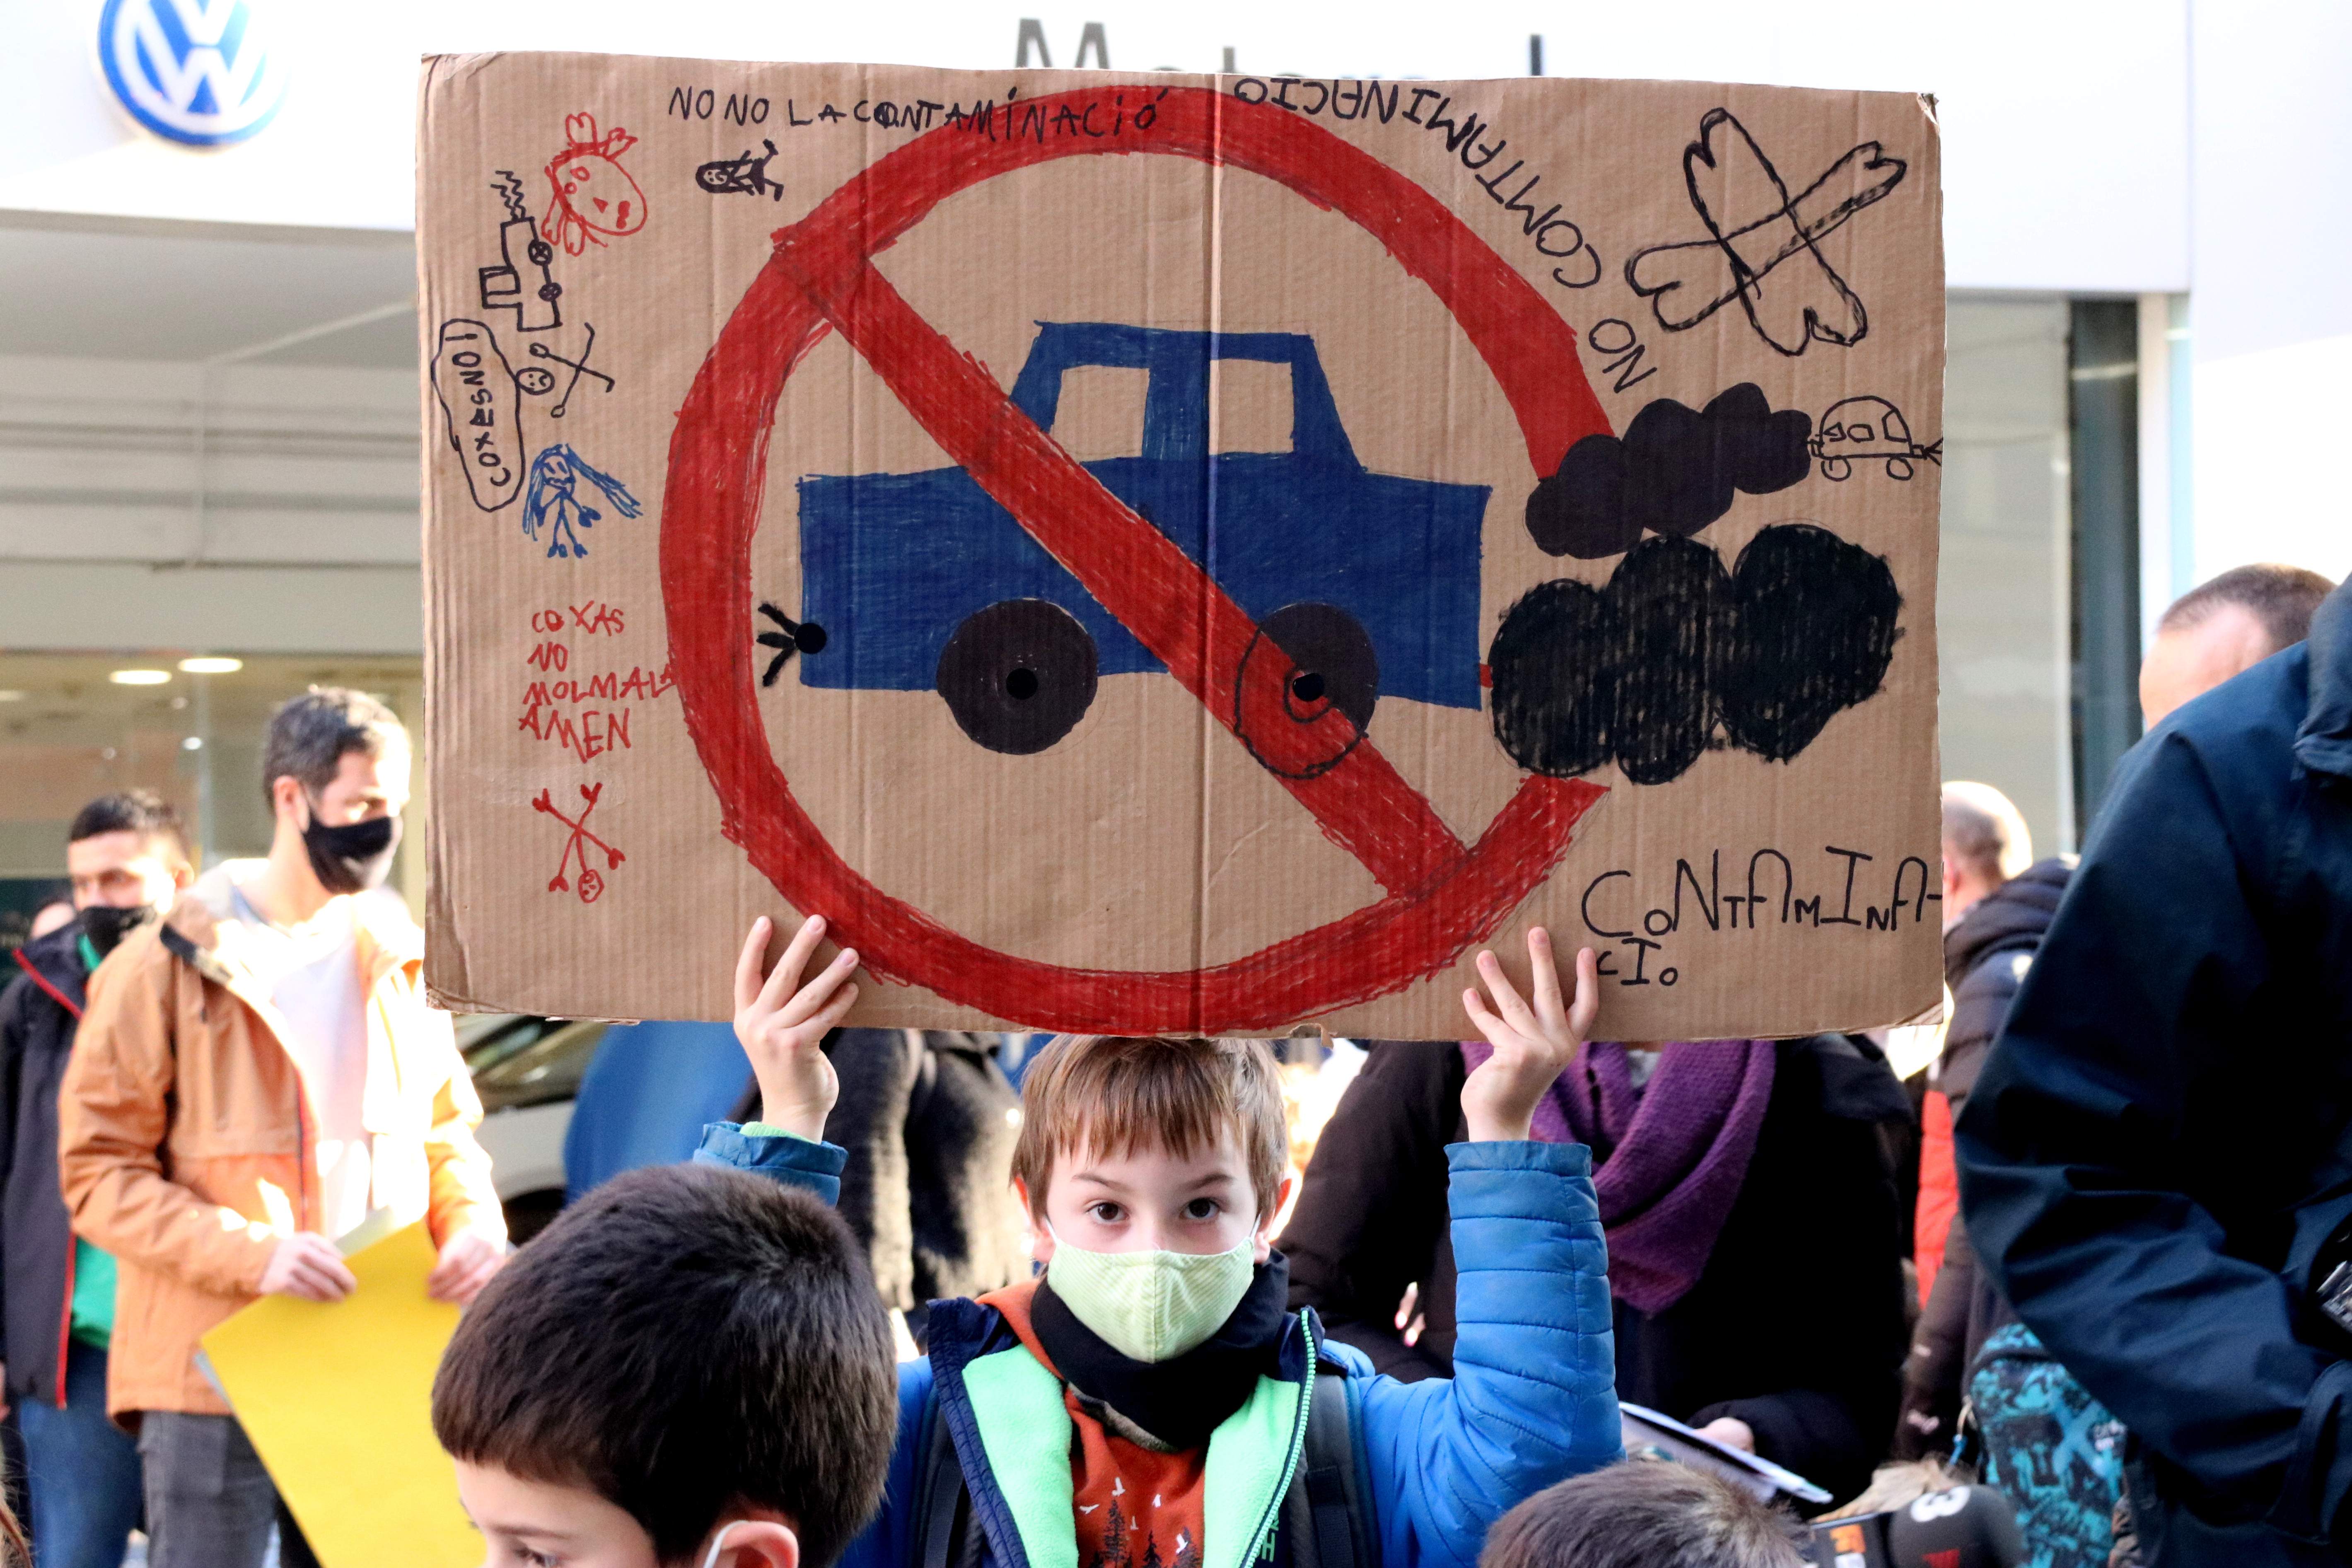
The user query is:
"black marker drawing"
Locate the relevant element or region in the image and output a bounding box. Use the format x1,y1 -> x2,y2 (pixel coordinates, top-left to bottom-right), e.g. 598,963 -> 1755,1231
935,599 -> 1099,756
524,323 -> 614,418
479,171 -> 564,331
1527,383 -> 1811,559
1488,524 -> 1900,784
1624,109 -> 1907,357
1234,602 -> 1380,780
429,320 -> 524,512
1810,396 -> 1942,481
696,139 -> 785,200
756,602 -> 828,688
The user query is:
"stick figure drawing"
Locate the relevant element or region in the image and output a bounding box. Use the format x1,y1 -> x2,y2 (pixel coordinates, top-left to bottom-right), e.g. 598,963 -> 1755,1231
522,445 -> 641,559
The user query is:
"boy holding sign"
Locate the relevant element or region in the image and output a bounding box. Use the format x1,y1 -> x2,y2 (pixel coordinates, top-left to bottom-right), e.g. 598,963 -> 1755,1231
434,917 -> 1620,1568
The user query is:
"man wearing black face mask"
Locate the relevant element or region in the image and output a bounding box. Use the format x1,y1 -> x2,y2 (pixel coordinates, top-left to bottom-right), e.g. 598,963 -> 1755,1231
59,690 -> 506,1568
0,789 -> 190,1568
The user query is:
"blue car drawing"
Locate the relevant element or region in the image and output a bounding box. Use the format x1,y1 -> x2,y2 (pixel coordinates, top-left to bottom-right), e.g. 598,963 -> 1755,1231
789,322 -> 1490,754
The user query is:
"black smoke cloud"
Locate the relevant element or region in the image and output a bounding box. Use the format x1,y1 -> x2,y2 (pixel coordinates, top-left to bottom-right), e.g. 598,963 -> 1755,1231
1526,384 -> 1814,560
1489,524 -> 1900,785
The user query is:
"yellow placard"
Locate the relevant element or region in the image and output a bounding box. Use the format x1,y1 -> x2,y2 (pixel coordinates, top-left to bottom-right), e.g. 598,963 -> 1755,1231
201,1222 -> 476,1568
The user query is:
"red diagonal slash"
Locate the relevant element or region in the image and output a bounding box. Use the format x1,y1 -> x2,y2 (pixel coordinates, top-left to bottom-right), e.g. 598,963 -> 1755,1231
663,84 -> 1617,1032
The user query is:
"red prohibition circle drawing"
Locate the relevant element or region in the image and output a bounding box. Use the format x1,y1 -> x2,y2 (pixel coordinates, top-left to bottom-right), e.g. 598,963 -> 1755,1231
663,84 -> 1615,1033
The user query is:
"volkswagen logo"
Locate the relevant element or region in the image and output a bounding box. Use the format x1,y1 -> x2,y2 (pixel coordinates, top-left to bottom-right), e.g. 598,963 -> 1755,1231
97,0 -> 290,149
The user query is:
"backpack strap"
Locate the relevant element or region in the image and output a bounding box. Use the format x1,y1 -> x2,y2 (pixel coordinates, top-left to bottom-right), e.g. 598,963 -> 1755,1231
917,1395 -> 973,1568
1283,1362 -> 1374,1568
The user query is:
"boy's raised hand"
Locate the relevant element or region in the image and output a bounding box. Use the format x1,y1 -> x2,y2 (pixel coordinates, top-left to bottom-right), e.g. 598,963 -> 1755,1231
1460,926 -> 1600,1143
732,914 -> 861,1141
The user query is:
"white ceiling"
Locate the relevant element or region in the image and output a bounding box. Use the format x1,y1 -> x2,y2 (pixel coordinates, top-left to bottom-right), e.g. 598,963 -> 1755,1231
0,213 -> 417,370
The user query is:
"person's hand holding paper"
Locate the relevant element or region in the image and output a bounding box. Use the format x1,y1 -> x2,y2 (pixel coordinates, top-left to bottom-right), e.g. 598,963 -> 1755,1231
426,1227 -> 506,1305
259,1231 -> 357,1302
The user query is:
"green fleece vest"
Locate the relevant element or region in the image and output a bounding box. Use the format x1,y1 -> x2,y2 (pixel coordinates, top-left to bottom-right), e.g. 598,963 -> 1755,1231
957,1314 -> 1320,1568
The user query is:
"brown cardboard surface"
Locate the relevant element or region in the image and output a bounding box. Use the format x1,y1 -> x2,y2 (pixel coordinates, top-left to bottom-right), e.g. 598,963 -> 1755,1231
419,56 -> 1944,1041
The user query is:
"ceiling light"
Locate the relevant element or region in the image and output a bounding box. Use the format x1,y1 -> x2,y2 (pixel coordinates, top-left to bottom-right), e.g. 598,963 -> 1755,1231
178,656 -> 242,674
182,736 -> 203,751
0,691 -> 22,703
109,669 -> 170,686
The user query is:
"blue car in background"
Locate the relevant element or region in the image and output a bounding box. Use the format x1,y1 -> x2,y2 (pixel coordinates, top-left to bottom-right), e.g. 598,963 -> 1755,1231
789,323 -> 1490,754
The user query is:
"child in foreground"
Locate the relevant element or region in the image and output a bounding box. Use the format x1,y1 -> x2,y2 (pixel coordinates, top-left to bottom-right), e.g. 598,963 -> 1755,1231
1479,1463 -> 1809,1568
433,1161 -> 899,1568
432,919 -> 1622,1568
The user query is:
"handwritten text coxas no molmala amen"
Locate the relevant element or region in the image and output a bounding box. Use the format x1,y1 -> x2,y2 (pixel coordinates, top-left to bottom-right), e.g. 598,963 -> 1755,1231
517,601 -> 675,763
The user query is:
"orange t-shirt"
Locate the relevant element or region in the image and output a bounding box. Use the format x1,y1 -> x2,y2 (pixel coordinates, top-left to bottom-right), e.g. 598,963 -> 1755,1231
981,1281 -> 1210,1568
1915,1088 -> 1958,1304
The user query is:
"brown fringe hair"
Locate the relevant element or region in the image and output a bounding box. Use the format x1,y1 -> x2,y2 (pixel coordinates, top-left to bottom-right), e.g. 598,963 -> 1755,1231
1010,1036 -> 1287,1223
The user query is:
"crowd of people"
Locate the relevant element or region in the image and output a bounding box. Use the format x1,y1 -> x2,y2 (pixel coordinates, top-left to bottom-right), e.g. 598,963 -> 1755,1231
0,562 -> 2343,1568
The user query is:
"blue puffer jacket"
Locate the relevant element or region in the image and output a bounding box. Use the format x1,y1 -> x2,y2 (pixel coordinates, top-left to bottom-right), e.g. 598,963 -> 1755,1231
695,1126 -> 1622,1568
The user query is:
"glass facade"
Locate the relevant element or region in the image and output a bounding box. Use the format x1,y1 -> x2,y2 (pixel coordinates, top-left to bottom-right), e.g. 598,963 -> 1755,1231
1937,296 -> 2074,858
0,654 -> 422,950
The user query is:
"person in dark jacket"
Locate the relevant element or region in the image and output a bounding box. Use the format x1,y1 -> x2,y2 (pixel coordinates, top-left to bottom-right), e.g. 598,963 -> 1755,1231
1897,838 -> 2072,1459
0,790 -> 192,1568
1285,1032 -> 1911,1507
1957,576 -> 2352,1566
1908,844 -> 2131,1568
1915,782 -> 2039,1300
734,1028 -> 1027,1345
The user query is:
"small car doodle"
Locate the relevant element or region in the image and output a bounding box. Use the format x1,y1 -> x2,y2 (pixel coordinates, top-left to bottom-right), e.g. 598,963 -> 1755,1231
480,171 -> 563,331
543,112 -> 647,256
696,139 -> 785,200
523,445 -> 642,559
1810,396 -> 1942,481
534,783 -> 623,904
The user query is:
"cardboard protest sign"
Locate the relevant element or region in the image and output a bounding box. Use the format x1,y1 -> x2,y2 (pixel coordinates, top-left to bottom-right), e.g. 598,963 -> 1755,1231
419,56 -> 1944,1040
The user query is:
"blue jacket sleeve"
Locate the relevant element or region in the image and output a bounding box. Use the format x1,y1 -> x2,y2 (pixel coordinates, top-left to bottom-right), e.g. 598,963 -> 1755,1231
834,1359 -> 935,1568
1354,1141 -> 1621,1568
693,1122 -> 850,1206
1956,723 -> 2345,1538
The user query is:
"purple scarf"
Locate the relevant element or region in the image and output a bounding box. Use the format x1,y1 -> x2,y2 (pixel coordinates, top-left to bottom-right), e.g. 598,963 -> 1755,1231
1460,1039 -> 1776,1313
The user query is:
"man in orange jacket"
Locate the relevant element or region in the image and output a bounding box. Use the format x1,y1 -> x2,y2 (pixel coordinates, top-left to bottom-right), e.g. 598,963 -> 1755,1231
59,689 -> 505,1568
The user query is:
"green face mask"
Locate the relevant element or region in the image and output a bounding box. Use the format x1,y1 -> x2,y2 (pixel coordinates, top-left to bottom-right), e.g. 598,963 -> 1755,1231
1045,1223 -> 1258,1363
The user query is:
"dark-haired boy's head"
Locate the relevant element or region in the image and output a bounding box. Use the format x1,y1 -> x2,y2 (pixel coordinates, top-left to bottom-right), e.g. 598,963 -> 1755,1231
433,1163 -> 897,1568
1479,1462 -> 1807,1568
65,788 -> 191,916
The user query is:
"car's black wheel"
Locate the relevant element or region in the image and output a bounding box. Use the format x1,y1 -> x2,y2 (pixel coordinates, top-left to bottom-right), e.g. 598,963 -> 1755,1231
937,599 -> 1099,754
1235,602 -> 1379,778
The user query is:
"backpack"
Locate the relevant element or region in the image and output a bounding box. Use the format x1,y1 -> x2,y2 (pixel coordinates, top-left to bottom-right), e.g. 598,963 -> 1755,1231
914,1361 -> 1376,1568
1961,1321 -> 2125,1568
